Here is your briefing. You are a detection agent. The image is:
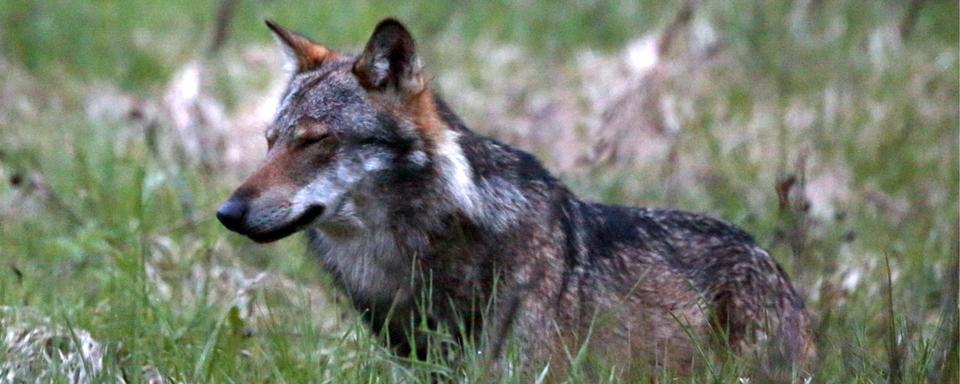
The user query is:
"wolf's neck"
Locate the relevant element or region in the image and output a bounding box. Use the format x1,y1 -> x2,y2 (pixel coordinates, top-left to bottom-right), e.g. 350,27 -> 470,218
431,128 -> 533,233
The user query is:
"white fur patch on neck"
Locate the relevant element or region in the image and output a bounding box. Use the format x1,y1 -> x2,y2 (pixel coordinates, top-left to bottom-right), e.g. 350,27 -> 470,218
436,130 -> 480,212
434,130 -> 529,231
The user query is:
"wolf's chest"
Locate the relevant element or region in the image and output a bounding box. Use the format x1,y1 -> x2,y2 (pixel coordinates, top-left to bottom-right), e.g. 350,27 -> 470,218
309,228 -> 413,306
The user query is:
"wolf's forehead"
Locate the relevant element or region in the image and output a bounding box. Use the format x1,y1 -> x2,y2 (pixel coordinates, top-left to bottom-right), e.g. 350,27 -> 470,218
274,68 -> 365,133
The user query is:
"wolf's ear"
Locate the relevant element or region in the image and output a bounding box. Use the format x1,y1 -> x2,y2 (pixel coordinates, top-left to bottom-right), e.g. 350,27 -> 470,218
265,20 -> 333,72
353,18 -> 424,95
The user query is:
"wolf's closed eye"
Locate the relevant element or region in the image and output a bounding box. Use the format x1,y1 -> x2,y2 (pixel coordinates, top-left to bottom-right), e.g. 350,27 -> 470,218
300,132 -> 333,145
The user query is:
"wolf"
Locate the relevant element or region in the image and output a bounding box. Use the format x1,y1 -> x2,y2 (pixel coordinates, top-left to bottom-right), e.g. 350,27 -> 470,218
216,18 -> 815,377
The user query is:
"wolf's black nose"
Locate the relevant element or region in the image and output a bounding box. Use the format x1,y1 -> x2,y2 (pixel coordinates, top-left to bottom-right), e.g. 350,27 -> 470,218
216,199 -> 248,231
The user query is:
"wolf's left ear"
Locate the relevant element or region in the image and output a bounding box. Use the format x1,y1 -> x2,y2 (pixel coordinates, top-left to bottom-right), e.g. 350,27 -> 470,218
265,20 -> 333,72
353,18 -> 425,95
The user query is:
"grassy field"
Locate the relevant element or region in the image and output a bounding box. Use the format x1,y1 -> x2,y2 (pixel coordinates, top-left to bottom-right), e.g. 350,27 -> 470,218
0,1 -> 957,382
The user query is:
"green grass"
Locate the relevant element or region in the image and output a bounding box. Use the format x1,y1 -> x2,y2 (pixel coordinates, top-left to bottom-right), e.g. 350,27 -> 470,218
1,1 -> 957,382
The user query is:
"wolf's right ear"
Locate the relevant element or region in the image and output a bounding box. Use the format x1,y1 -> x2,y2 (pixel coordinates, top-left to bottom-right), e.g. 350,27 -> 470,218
265,20 -> 334,72
353,18 -> 425,95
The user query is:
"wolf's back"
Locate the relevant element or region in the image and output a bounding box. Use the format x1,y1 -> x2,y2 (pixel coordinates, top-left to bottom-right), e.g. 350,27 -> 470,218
562,202 -> 813,366
628,207 -> 816,367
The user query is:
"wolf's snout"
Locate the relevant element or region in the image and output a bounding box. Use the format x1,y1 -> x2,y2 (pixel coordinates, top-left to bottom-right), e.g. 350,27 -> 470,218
216,198 -> 249,231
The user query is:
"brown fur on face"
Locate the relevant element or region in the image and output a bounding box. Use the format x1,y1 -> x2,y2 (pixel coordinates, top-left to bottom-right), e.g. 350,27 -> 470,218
234,126 -> 338,202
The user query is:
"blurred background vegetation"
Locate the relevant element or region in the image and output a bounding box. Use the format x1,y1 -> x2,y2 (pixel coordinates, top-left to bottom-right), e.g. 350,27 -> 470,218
0,0 -> 957,382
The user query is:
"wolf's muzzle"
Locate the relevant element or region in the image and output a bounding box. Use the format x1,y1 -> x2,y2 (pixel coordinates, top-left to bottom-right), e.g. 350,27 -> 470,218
217,196 -> 326,243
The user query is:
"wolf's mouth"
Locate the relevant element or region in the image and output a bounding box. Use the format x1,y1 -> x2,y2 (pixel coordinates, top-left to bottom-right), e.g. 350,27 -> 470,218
247,205 -> 326,243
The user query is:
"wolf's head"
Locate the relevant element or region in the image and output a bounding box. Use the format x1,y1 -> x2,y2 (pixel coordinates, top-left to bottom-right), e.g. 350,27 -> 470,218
217,18 -> 450,243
